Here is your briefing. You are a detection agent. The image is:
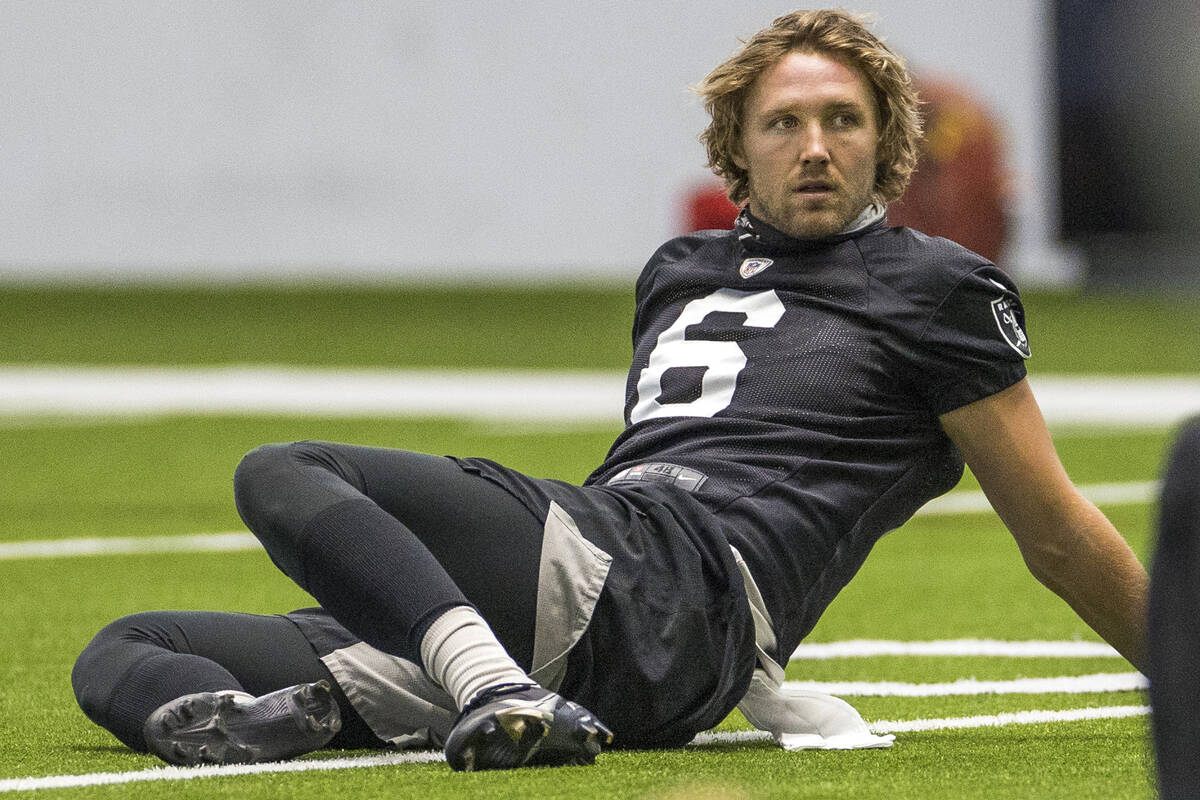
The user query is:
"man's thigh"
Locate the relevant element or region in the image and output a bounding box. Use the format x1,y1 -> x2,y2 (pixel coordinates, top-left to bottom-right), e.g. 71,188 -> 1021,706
290,442 -> 545,665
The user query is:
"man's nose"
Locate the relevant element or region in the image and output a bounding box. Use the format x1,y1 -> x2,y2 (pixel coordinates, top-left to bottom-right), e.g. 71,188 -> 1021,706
801,122 -> 830,164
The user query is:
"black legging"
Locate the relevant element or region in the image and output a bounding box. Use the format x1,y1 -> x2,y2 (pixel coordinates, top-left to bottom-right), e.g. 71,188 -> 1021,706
71,610 -> 384,752
232,442 -> 543,666
74,442 -> 547,752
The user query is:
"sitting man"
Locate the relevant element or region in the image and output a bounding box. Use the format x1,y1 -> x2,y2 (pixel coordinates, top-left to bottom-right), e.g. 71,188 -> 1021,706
72,8 -> 1147,771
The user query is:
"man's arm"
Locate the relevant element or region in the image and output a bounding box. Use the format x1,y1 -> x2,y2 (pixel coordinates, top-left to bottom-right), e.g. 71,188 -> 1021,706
938,378 -> 1148,671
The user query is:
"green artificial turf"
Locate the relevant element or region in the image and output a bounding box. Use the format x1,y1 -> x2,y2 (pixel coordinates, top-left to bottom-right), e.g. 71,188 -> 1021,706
0,284 -> 1184,798
0,285 -> 637,369
0,420 -> 1164,798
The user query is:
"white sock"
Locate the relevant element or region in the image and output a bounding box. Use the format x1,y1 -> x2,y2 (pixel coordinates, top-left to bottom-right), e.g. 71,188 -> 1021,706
419,606 -> 532,711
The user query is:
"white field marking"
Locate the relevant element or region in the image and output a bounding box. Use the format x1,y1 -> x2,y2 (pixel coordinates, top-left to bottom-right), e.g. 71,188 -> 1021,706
0,367 -> 1198,426
0,533 -> 258,560
0,366 -> 625,423
2,706 -> 1151,793
915,480 -> 1159,515
690,704 -> 1150,746
789,639 -> 1123,659
1030,375 -> 1200,428
785,672 -> 1147,697
868,704 -> 1151,734
0,750 -> 444,793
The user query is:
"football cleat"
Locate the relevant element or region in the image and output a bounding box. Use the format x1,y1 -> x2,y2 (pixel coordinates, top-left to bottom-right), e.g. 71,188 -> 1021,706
443,682 -> 613,771
143,680 -> 341,766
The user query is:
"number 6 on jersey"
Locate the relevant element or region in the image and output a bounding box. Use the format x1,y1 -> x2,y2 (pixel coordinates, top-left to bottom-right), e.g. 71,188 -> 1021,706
631,288 -> 786,423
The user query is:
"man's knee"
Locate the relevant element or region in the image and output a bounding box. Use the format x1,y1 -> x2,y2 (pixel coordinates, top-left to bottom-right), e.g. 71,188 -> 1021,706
71,612 -> 173,723
233,441 -> 359,529
232,443 -> 296,532
234,441 -> 361,581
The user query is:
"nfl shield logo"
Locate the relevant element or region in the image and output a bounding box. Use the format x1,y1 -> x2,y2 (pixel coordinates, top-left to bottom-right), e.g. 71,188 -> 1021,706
991,295 -> 1031,358
739,257 -> 774,279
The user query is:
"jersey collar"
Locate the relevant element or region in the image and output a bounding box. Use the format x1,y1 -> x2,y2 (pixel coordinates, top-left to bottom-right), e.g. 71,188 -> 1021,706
734,204 -> 887,253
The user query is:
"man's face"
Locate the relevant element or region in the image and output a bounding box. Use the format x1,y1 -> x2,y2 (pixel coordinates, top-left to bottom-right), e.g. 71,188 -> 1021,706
736,50 -> 881,239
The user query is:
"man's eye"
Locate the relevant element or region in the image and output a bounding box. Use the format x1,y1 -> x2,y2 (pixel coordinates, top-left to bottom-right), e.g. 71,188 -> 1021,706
771,116 -> 797,130
832,113 -> 859,128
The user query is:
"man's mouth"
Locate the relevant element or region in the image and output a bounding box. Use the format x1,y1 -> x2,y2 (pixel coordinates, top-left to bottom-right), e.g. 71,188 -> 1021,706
795,181 -> 835,195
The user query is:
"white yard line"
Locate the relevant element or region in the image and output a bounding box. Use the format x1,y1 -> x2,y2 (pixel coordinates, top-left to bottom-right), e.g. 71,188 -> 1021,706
785,672 -> 1146,696
0,533 -> 259,560
0,366 -> 624,423
691,704 -> 1151,745
868,704 -> 1150,734
0,751 -> 445,793
1,704 -> 1150,793
917,480 -> 1159,515
789,639 -> 1123,659
0,367 -> 1197,426
696,704 -> 1149,743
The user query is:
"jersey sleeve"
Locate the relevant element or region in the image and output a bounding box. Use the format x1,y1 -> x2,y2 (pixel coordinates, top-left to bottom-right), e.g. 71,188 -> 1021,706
916,265 -> 1030,415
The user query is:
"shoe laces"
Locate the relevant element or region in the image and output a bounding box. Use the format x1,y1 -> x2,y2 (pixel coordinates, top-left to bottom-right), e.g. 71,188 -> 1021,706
458,682 -> 542,717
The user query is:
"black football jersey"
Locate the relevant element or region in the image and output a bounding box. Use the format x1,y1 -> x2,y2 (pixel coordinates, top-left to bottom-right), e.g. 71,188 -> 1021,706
586,210 -> 1030,663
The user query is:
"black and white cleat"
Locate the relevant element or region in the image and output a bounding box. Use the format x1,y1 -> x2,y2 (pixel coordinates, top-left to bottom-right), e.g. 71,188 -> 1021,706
444,683 -> 613,771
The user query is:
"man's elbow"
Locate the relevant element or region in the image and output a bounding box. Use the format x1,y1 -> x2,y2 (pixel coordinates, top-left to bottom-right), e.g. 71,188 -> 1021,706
1006,491 -> 1100,593
1017,538 -> 1074,595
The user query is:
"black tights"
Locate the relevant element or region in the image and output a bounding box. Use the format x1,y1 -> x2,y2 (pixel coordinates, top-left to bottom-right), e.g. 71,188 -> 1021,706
74,442 -> 547,752
71,610 -> 384,752
232,442 -> 543,665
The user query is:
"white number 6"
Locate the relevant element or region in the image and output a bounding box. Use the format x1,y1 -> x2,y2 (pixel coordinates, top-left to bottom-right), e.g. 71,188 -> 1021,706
631,288 -> 785,423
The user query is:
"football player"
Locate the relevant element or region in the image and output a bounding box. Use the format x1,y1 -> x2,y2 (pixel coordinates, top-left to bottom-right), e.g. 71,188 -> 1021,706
1150,417 -> 1200,798
72,9 -> 1148,771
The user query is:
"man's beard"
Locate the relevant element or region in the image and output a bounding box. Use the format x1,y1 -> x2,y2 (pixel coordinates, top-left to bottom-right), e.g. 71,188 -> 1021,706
748,182 -> 870,240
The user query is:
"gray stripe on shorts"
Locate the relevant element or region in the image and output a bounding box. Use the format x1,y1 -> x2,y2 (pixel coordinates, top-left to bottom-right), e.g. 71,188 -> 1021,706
529,500 -> 613,689
729,544 -> 784,685
320,643 -> 456,748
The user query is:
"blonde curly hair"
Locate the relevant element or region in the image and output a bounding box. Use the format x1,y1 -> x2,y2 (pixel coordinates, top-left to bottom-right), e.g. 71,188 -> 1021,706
696,9 -> 922,206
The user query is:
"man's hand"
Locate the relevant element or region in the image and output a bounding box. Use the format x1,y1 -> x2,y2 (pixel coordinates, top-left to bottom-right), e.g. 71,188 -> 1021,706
938,378 -> 1148,671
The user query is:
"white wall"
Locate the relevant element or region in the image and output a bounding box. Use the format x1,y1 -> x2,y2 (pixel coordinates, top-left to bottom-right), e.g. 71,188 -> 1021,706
0,1 -> 1075,284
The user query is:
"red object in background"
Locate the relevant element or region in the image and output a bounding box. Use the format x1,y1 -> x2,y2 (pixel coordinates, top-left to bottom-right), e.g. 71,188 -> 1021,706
888,79 -> 1010,263
684,184 -> 740,232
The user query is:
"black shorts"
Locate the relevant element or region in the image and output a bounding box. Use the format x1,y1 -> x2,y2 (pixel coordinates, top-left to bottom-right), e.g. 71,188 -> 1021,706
289,455 -> 756,749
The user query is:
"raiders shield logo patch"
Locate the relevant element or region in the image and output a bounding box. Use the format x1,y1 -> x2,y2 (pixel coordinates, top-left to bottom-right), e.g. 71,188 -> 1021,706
739,257 -> 774,279
991,294 -> 1031,359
